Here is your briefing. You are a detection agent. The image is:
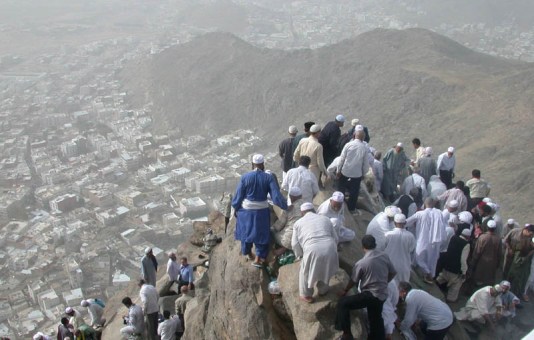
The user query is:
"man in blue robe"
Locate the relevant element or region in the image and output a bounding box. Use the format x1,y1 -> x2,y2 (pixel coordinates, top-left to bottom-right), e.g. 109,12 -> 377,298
232,154 -> 287,267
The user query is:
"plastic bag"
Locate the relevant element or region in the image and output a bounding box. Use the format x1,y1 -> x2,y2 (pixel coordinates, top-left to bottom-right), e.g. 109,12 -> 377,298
268,280 -> 281,295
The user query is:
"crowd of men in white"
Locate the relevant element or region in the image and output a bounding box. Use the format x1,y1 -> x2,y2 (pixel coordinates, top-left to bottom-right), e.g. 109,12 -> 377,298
271,115 -> 534,340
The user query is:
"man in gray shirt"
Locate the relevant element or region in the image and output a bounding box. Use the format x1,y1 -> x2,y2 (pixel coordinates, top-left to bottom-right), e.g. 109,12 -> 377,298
335,235 -> 396,340
398,281 -> 453,340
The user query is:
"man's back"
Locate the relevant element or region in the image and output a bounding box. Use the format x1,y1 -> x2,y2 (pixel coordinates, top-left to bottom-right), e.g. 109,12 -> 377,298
352,249 -> 396,301
140,284 -> 159,314
403,290 -> 453,330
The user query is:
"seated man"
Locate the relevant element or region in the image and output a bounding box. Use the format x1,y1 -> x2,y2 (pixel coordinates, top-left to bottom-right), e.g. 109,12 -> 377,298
271,186 -> 304,255
120,297 -> 144,339
499,281 -> 520,318
201,228 -> 222,253
317,191 -> 355,243
454,283 -> 507,330
80,299 -> 106,328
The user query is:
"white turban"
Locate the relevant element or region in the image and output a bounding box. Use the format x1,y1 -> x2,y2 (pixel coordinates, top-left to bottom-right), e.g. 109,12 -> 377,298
447,146 -> 455,153
508,219 -> 515,225
300,202 -> 315,212
425,147 -> 433,156
144,247 -> 152,254
396,142 -> 403,148
394,214 -> 406,223
483,197 -> 493,203
385,206 -> 399,218
331,191 -> 344,203
288,125 -> 298,134
459,211 -> 473,224
487,220 -> 497,229
448,200 -> 459,208
310,124 -> 321,133
461,229 -> 471,237
252,154 -> 264,164
351,118 -> 359,126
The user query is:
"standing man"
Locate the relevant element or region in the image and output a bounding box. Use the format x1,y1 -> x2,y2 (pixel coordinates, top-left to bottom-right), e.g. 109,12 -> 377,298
466,169 -> 491,205
292,121 -> 315,153
232,154 -> 287,267
281,155 -> 319,204
139,279 -> 159,340
219,192 -> 233,234
406,198 -> 447,283
335,235 -> 396,340
436,228 -> 471,302
161,252 -> 180,295
438,181 -> 468,212
319,114 -> 345,167
400,168 -> 427,207
372,151 -> 383,193
337,129 -> 369,213
470,220 -> 502,288
384,214 -> 416,283
141,247 -> 157,287
279,125 -> 298,182
410,138 -> 425,167
178,257 -> 194,291
292,202 -> 339,303
120,297 -> 144,339
417,147 -> 437,186
294,124 -> 328,186
398,282 -> 454,340
437,147 -> 456,189
381,142 -> 410,202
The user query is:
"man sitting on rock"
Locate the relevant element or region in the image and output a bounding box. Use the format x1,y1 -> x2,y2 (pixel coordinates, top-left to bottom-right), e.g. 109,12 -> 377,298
291,202 -> 339,303
317,191 -> 355,243
454,282 -> 507,330
201,228 -> 222,253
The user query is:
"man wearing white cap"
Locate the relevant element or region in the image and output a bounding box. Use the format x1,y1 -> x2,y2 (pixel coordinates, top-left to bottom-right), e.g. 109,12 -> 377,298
80,298 -> 106,328
455,283 -> 506,329
406,198 -> 447,283
503,218 -> 519,239
293,124 -> 327,186
384,213 -> 416,283
292,202 -> 339,303
400,167 -> 427,206
65,306 -> 89,333
416,147 -> 436,183
381,142 -> 410,202
281,155 -> 319,204
141,247 -> 158,287
232,154 -> 287,267
366,206 -> 400,251
435,228 -> 471,302
33,332 -> 52,340
279,125 -> 298,182
317,191 -> 355,242
470,220 -> 502,287
272,186 -> 304,254
318,114 -> 345,167
337,129 -> 369,213
436,146 -> 456,189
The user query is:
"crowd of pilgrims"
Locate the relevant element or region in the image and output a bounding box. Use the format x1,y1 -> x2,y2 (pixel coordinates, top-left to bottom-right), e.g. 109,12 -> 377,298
230,114 -> 534,340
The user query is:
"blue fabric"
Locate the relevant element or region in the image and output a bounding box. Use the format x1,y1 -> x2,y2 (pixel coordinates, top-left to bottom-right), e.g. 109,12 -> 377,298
232,169 -> 287,246
241,242 -> 269,259
179,264 -> 193,283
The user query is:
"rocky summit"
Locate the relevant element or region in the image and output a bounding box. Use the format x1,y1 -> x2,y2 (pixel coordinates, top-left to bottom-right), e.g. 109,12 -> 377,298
121,27 -> 534,224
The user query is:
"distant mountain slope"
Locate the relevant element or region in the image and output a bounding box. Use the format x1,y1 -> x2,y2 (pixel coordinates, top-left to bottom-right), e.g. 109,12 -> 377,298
120,27 -> 534,222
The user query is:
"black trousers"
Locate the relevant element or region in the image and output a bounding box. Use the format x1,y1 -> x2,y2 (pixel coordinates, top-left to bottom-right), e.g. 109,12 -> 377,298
421,321 -> 451,340
146,312 -> 159,340
335,291 -> 385,340
439,170 -> 453,189
338,175 -> 362,212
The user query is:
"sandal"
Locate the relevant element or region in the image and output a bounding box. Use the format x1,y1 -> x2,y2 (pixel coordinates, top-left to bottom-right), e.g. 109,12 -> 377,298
251,262 -> 263,268
299,296 -> 314,303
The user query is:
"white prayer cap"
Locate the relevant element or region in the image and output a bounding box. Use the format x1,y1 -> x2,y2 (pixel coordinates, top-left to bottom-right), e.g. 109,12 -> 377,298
394,214 -> 406,223
310,124 -> 321,133
425,147 -> 433,156
355,124 -> 364,131
144,247 -> 152,254
500,280 -> 511,288
65,307 -> 74,314
483,197 -> 493,203
288,186 -> 302,196
385,206 -> 399,218
494,284 -> 503,293
396,142 -> 403,148
335,114 -> 345,123
252,154 -> 264,164
300,202 -> 315,212
487,220 -> 497,229
508,219 -> 515,225
351,118 -> 360,126
80,300 -> 89,307
447,146 -> 455,153
459,211 -> 473,224
461,228 -> 471,237
487,202 -> 497,211
448,200 -> 459,208
288,125 -> 298,134
331,191 -> 344,203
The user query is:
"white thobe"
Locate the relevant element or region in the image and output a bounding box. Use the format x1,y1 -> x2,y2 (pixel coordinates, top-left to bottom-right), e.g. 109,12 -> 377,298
366,212 -> 394,251
282,165 -> 319,204
292,212 -> 339,295
427,176 -> 447,200
317,199 -> 354,243
406,208 -> 446,276
454,286 -> 502,322
401,173 -> 428,198
372,159 -> 383,192
383,280 -> 399,335
167,259 -> 180,281
384,228 -> 416,283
